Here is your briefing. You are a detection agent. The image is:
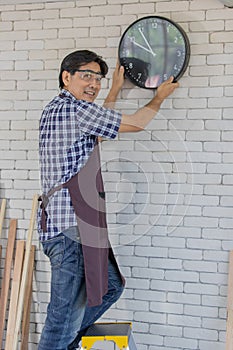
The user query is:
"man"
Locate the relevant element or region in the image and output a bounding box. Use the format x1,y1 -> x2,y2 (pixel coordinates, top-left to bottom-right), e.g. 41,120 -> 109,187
38,50 -> 178,350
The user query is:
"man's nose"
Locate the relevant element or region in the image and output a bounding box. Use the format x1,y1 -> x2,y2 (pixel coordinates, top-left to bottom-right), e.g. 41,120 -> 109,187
89,77 -> 99,87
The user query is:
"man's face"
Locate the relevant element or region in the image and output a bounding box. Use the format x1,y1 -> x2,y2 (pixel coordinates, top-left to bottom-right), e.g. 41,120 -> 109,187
62,62 -> 103,102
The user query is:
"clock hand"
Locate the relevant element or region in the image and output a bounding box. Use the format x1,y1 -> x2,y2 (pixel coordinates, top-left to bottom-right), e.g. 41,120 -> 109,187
132,40 -> 156,55
138,28 -> 156,57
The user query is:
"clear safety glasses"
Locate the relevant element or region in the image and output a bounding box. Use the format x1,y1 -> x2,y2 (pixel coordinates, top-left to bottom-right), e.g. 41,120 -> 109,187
76,69 -> 104,84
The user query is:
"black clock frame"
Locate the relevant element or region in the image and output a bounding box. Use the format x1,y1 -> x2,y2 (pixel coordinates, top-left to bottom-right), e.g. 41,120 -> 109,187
118,16 -> 190,89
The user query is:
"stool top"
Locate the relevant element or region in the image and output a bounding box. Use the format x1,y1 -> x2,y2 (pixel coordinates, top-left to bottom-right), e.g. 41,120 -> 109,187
85,322 -> 132,337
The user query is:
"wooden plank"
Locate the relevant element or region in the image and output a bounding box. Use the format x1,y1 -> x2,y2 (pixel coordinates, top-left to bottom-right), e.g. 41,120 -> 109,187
226,310 -> 233,350
12,194 -> 38,350
0,219 -> 17,348
0,199 -> 6,239
0,199 -> 7,262
5,240 -> 25,350
21,245 -> 35,350
226,251 -> 233,350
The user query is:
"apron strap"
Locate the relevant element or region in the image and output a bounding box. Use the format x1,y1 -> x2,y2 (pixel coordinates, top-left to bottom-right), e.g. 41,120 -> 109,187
38,183 -> 64,232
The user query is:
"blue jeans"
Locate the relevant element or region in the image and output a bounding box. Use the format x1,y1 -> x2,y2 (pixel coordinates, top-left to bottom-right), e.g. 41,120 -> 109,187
38,233 -> 124,350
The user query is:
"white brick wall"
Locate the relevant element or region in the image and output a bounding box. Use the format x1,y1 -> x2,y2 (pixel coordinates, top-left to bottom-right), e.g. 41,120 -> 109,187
0,0 -> 233,349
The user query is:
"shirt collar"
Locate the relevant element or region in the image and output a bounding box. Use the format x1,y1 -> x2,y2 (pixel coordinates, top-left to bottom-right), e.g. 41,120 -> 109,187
59,88 -> 77,102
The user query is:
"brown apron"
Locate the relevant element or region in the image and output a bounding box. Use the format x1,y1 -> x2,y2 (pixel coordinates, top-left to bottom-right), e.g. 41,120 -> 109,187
39,142 -> 125,307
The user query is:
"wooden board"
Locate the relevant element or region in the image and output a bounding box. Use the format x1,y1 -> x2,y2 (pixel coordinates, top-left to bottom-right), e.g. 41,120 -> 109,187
21,245 -> 35,350
0,199 -> 6,239
0,219 -> 17,348
5,240 -> 25,350
0,199 -> 7,262
12,194 -> 38,350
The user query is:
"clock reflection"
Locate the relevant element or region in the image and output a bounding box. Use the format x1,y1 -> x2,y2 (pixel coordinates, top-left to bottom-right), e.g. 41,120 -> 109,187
121,57 -> 162,88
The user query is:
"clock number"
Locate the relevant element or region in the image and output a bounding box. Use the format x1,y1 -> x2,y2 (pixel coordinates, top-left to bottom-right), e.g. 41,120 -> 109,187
177,50 -> 181,57
129,62 -> 133,69
163,74 -> 168,80
130,36 -> 135,43
174,64 -> 178,71
174,37 -> 178,44
137,72 -> 142,79
152,22 -> 158,29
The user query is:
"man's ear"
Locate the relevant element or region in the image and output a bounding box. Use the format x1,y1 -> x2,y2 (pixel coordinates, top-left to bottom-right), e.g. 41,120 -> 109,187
62,70 -> 70,87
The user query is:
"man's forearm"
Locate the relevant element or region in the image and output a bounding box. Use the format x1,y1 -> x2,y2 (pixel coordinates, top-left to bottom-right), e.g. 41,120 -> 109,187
119,95 -> 163,132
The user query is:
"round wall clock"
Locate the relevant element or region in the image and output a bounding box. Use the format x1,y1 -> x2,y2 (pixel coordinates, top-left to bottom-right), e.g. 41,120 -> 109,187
118,16 -> 190,89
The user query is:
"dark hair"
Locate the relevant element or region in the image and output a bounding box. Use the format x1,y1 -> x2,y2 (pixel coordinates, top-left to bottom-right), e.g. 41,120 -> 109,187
59,50 -> 108,89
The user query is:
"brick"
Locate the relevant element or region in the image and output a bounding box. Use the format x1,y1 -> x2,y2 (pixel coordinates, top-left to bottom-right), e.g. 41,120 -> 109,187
165,336 -> 198,349
60,7 -> 89,18
165,270 -> 199,283
122,3 -> 154,14
151,301 -> 183,314
105,14 -> 136,26
134,311 -> 166,324
0,30 -> 27,41
207,9 -> 233,20
190,44 -> 224,55
28,29 -> 57,40
91,5 -> 121,16
157,2 -> 189,12
14,20 -> 42,30
191,64 -> 224,76
172,11 -> 205,23
208,97 -> 233,108
184,195 -> 219,206
186,131 -> 220,141
16,3 -> 44,10
45,1 -> 75,9
211,31 -> 233,43
208,53 -> 233,65
73,16 -> 104,27
59,28 -> 88,38
210,75 -> 233,86
90,26 -> 120,38
184,327 -> 218,341
168,314 -> 201,327
200,272 -> 227,286
199,340 -> 225,350
1,10 -> 30,21
15,40 -> 44,50
44,18 -> 72,29
118,299 -> 149,311
151,280 -> 183,293
31,9 -> 59,19
190,20 -> 224,32
0,21 -> 13,31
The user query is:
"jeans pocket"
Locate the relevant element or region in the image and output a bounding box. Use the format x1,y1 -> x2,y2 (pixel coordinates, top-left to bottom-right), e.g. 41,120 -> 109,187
42,234 -> 65,267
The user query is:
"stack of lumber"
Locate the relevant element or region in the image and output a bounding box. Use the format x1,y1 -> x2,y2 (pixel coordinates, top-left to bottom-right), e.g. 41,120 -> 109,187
0,195 -> 38,350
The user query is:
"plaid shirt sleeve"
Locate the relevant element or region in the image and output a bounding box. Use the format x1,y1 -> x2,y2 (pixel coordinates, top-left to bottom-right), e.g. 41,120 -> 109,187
76,100 -> 122,139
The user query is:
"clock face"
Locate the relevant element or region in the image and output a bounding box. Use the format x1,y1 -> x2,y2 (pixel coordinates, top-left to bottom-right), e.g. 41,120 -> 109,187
118,16 -> 190,89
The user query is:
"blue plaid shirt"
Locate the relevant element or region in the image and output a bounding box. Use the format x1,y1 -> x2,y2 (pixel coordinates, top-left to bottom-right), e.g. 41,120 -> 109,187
38,89 -> 122,241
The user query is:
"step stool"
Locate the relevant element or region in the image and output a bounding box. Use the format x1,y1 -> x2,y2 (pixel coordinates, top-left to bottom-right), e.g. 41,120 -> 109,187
81,322 -> 138,350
